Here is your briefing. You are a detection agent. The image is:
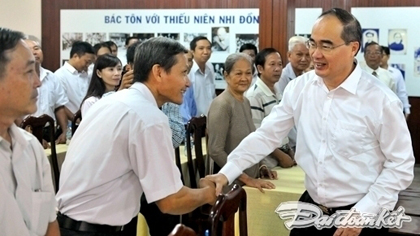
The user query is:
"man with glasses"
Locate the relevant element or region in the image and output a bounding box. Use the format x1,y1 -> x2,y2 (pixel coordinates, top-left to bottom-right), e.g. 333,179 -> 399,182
361,42 -> 396,93
205,8 -> 414,236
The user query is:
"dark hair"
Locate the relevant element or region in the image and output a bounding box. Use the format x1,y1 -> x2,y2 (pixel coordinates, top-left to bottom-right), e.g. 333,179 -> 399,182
125,36 -> 139,46
133,37 -> 187,83
104,40 -> 117,48
255,48 -> 279,68
364,42 -> 382,54
239,43 -> 258,55
93,42 -> 111,56
381,46 -> 390,56
81,54 -> 121,106
190,36 -> 211,51
319,8 -> 362,55
126,41 -> 142,65
70,41 -> 94,58
0,28 -> 24,79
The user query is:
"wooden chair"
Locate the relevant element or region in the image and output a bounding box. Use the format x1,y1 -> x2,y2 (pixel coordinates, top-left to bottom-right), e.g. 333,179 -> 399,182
168,224 -> 197,236
20,114 -> 60,192
209,184 -> 247,236
174,147 -> 184,184
185,115 -> 208,188
72,109 -> 82,136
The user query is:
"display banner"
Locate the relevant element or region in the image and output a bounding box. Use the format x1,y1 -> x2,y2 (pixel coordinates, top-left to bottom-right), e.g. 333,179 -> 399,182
61,9 -> 259,89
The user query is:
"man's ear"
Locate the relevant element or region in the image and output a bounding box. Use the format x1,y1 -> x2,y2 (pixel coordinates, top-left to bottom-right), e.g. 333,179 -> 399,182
151,64 -> 162,82
257,64 -> 264,74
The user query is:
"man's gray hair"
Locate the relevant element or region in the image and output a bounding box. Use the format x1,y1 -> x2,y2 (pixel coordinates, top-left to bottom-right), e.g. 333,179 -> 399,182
288,36 -> 307,51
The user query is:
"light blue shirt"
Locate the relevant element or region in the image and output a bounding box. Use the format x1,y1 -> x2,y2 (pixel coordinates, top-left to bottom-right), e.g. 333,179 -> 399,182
179,86 -> 197,124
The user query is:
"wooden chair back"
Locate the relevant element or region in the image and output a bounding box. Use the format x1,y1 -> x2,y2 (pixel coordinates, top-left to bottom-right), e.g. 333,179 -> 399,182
185,115 -> 208,188
20,114 -> 60,192
209,184 -> 247,236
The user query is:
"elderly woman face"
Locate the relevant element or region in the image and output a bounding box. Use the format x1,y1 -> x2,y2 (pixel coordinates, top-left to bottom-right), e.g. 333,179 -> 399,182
224,57 -> 252,95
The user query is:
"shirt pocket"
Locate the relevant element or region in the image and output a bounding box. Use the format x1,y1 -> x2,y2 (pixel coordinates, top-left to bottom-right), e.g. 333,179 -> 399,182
330,120 -> 377,158
31,191 -> 54,235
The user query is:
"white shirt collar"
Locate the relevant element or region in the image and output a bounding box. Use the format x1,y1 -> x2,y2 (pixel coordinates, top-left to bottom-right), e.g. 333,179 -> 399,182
255,77 -> 276,97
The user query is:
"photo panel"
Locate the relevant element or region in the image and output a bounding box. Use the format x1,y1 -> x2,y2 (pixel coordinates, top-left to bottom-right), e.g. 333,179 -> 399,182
388,29 -> 407,55
211,27 -> 230,53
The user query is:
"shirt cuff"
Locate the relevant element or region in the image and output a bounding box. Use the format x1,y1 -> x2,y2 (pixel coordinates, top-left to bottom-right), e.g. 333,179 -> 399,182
353,194 -> 381,215
219,162 -> 243,185
404,108 -> 410,114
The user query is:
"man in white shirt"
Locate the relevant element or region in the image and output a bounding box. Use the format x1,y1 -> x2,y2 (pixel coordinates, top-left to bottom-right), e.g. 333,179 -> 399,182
0,28 -> 59,236
56,37 -> 216,236
381,45 -> 410,119
188,36 -> 216,116
274,36 -> 310,151
24,36 -> 69,145
206,8 -> 414,236
54,41 -> 95,121
362,42 -> 396,93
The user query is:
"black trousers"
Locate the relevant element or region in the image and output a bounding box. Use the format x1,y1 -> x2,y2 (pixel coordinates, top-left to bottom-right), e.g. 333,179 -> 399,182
289,191 -> 389,236
59,215 -> 138,236
140,194 -> 180,236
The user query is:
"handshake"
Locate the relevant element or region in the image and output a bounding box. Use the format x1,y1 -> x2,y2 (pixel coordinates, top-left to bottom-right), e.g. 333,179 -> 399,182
198,173 -> 229,205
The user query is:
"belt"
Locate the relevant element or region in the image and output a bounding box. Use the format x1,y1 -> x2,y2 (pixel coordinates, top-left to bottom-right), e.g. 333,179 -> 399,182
57,212 -> 127,233
317,203 -> 356,216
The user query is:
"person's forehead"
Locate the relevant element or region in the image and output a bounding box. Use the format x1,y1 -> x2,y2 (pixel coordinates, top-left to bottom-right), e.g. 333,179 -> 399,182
196,39 -> 210,46
8,41 -> 33,68
265,52 -> 281,61
291,43 -> 307,51
366,45 -> 380,51
312,16 -> 343,38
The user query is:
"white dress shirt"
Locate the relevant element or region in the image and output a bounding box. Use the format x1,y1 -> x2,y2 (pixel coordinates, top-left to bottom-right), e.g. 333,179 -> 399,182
388,66 -> 410,114
188,60 -> 216,116
274,62 -> 299,149
56,83 -> 183,226
80,92 -> 115,117
362,65 -> 396,93
220,62 -> 414,215
32,67 -> 68,120
0,124 -> 56,236
54,62 -> 91,114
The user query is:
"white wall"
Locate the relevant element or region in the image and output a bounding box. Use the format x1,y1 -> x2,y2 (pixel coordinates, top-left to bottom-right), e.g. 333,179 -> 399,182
0,0 -> 41,39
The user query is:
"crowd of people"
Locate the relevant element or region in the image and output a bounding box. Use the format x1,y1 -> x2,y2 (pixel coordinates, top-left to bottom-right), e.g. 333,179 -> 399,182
0,7 -> 415,236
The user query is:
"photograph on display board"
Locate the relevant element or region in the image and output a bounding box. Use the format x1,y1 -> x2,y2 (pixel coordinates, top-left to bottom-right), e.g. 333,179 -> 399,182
157,33 -> 180,41
235,34 -> 259,52
85,33 -> 106,46
183,33 -> 207,49
62,32 -> 83,50
211,27 -> 230,52
414,47 -> 420,77
109,33 -> 130,48
388,29 -> 407,55
361,29 -> 379,52
391,64 -> 406,80
133,33 -> 155,43
212,63 -> 225,81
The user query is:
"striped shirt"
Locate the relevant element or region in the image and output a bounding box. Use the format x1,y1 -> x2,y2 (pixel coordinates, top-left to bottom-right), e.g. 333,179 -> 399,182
246,78 -> 288,146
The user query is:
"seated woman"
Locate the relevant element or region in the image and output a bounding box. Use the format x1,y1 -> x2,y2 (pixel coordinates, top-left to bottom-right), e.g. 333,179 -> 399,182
208,53 -> 276,192
80,54 -> 122,117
